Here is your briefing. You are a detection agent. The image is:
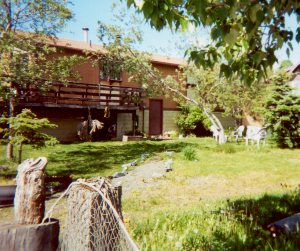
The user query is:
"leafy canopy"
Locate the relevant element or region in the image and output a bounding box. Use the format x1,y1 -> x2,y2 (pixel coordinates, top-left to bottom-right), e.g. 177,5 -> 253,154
180,63 -> 268,126
125,0 -> 300,83
0,0 -> 72,35
0,0 -> 81,159
0,1 -> 82,105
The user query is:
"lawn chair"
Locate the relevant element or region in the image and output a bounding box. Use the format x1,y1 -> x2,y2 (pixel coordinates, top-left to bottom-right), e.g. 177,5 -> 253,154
210,125 -> 220,142
229,125 -> 245,142
245,126 -> 267,146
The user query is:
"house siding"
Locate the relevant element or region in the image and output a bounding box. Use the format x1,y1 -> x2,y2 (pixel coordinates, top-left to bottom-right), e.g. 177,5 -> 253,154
163,110 -> 180,133
213,112 -> 235,129
24,107 -> 85,142
116,113 -> 133,140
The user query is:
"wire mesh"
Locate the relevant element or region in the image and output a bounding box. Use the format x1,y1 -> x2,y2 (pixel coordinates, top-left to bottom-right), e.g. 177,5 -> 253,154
43,178 -> 138,251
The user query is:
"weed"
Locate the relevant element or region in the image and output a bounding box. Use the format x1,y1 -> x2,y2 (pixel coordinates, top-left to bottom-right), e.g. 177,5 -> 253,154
182,146 -> 197,161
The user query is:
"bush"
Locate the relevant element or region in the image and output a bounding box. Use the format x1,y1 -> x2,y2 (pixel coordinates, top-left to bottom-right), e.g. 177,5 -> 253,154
182,146 -> 197,161
176,104 -> 211,137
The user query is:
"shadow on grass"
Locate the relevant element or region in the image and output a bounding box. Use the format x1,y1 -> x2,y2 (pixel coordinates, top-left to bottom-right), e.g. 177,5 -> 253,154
210,187 -> 300,250
46,141 -> 192,178
148,188 -> 300,250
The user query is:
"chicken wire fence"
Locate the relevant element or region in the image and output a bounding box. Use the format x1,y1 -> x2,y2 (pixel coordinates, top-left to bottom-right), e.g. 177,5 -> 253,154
43,178 -> 139,251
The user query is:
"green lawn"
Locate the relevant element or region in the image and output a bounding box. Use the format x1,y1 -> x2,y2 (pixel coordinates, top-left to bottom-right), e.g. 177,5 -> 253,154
1,138 -> 300,250
0,140 -> 191,182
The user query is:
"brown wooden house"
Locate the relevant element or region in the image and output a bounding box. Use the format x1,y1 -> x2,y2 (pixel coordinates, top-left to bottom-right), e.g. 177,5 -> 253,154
15,37 -> 184,142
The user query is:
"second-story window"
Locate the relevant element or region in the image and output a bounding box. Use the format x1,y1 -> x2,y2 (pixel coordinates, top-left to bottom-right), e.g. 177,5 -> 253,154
100,62 -> 122,82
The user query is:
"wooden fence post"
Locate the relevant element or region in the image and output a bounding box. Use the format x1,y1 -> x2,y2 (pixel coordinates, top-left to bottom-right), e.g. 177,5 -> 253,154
14,157 -> 48,224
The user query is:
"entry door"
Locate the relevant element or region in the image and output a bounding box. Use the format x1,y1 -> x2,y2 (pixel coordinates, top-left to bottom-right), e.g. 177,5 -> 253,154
149,99 -> 163,135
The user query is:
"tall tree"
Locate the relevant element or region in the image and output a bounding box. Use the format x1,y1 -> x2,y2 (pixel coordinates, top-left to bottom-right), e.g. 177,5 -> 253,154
0,1 -> 80,159
263,72 -> 300,148
125,0 -> 300,84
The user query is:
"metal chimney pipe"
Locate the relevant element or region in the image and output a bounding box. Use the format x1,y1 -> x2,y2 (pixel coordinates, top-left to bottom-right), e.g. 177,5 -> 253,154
82,27 -> 89,43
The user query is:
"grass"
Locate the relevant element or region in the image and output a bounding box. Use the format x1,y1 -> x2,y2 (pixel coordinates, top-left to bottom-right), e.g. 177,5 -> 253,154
0,140 -> 191,181
1,138 -> 300,250
128,189 -> 300,250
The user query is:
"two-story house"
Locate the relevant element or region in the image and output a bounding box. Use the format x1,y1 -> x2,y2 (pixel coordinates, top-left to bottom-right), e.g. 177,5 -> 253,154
15,36 -> 184,142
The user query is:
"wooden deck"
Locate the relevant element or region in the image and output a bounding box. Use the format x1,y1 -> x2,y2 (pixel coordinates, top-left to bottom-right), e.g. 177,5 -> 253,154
17,82 -> 145,110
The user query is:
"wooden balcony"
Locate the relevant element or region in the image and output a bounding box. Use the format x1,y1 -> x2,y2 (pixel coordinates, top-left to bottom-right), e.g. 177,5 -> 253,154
17,82 -> 145,110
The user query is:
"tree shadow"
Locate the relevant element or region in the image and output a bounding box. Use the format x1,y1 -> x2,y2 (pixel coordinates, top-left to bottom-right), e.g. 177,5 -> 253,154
46,141 -> 192,178
210,187 -> 300,250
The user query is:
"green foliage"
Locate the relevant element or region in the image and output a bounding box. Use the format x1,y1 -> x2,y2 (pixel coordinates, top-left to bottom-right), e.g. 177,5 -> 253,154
0,1 -> 82,105
0,1 -> 73,35
263,72 -> 300,148
131,188 -> 300,250
0,1 -> 82,159
176,104 -> 211,136
182,146 -> 197,161
126,0 -> 300,84
279,60 -> 293,70
181,64 -> 268,126
95,14 -> 227,143
0,108 -> 58,148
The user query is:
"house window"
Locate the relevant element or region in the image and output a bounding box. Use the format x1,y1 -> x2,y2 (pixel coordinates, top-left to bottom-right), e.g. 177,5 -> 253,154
100,62 -> 122,82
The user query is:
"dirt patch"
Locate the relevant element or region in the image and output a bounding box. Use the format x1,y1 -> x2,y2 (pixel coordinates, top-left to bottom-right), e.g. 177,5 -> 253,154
112,160 -> 168,195
187,176 -> 215,186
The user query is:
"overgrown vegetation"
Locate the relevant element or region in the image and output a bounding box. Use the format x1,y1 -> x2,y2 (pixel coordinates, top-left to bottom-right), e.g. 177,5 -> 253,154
131,189 -> 300,250
1,138 -> 300,249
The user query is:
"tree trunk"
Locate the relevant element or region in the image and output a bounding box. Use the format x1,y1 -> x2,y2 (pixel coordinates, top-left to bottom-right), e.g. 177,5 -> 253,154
4,2 -> 15,160
6,91 -> 15,160
18,143 -> 23,164
6,143 -> 13,160
14,157 -> 48,224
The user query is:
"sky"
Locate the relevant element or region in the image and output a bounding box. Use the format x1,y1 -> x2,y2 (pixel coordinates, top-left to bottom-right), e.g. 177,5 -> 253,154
58,0 -> 300,66
58,0 -> 188,57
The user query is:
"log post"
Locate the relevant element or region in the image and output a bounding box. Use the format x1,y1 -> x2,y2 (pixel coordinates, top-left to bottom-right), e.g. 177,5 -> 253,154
62,177 -> 123,250
14,157 -> 48,224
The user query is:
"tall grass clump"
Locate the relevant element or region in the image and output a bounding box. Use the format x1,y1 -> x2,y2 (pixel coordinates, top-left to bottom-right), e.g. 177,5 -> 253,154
182,146 -> 197,161
214,144 -> 237,154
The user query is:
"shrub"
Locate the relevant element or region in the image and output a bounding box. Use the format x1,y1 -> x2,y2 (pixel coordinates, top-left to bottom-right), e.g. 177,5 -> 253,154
175,104 -> 211,136
182,146 -> 197,161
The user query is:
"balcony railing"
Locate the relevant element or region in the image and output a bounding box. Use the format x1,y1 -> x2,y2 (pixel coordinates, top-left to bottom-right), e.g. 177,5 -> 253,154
17,82 -> 145,110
